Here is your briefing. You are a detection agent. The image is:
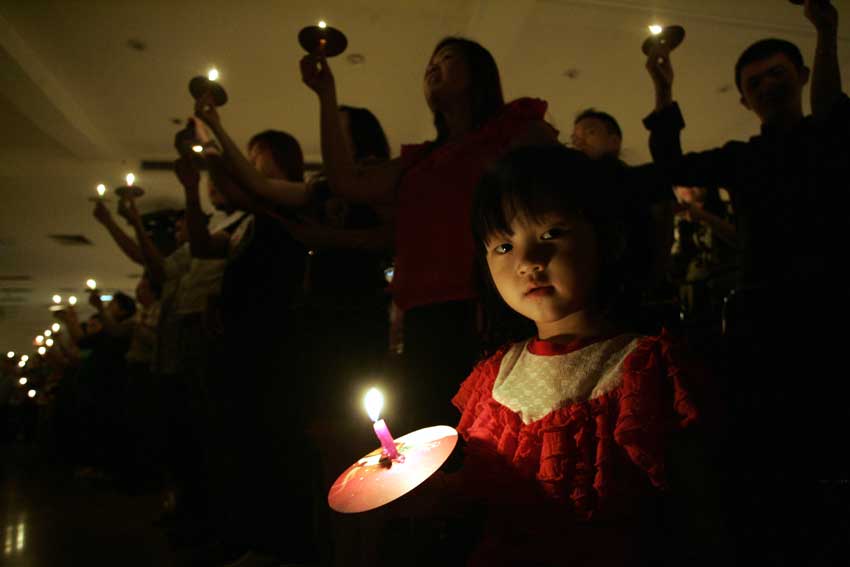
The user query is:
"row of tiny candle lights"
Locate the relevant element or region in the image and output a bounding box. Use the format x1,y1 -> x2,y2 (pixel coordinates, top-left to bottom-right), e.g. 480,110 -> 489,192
93,174 -> 135,199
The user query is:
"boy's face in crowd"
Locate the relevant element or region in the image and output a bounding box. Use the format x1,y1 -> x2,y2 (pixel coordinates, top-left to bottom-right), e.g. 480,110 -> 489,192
485,211 -> 600,337
249,143 -> 286,180
739,53 -> 809,125
424,45 -> 470,110
571,118 -> 621,160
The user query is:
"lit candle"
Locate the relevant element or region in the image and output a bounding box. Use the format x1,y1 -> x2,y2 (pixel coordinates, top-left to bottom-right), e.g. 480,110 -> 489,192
192,145 -> 204,153
125,173 -> 135,187
318,20 -> 327,29
96,184 -> 106,198
35,336 -> 44,345
20,355 -> 28,362
45,338 -> 54,347
37,346 -> 47,356
364,388 -> 400,460
44,330 -> 51,338
649,24 -> 663,35
18,360 -> 25,368
52,294 -> 62,304
19,377 -> 27,385
86,279 -> 97,291
52,323 -> 60,332
208,68 -> 219,81
6,351 -> 14,359
69,296 -> 78,306
27,390 -> 36,399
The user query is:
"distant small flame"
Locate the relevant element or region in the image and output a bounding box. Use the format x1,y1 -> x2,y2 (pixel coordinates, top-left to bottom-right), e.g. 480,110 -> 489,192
19,377 -> 27,385
52,323 -> 60,332
649,24 -> 663,35
52,294 -> 62,304
96,184 -> 106,197
44,330 -> 51,338
192,145 -> 204,153
45,338 -> 54,347
208,68 -> 219,81
125,173 -> 135,186
28,390 -> 36,398
86,279 -> 97,290
318,20 -> 327,29
38,347 -> 47,355
20,355 -> 28,362
69,296 -> 78,305
35,336 -> 44,345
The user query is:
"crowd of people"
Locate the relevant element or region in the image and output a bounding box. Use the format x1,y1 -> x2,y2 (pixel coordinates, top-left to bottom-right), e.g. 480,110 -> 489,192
1,1 -> 847,565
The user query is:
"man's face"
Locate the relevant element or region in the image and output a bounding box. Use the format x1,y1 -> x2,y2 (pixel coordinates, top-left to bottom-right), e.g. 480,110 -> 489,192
571,118 -> 621,160
739,53 -> 808,125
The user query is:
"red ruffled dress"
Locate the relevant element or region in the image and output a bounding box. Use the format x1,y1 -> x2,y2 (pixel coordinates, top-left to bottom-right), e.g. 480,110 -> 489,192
448,331 -> 701,566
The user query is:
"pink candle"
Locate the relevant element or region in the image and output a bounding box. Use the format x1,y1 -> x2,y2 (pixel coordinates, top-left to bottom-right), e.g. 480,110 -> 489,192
373,418 -> 399,459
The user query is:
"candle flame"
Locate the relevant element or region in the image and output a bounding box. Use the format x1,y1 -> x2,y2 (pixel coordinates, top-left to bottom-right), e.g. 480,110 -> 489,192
86,279 -> 97,290
35,336 -> 44,345
69,296 -> 78,305
649,24 -> 663,35
45,338 -> 54,347
125,173 -> 135,186
19,378 -> 27,385
192,145 -> 204,153
96,184 -> 106,196
52,294 -> 62,304
318,20 -> 327,29
52,323 -> 60,332
37,346 -> 46,355
18,361 -> 25,368
44,330 -> 52,338
20,355 -> 28,362
364,388 -> 384,422
208,68 -> 219,81
7,352 -> 14,359
28,390 -> 36,398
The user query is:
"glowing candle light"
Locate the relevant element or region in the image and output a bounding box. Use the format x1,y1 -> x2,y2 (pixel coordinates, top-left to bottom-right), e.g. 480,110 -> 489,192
69,296 -> 78,306
192,145 -> 204,153
96,184 -> 106,198
19,377 -> 27,385
37,347 -> 46,356
44,331 -> 52,339
125,173 -> 135,187
364,388 -> 400,460
86,279 -> 97,290
318,20 -> 327,29
35,336 -> 44,345
45,338 -> 54,347
7,351 -> 14,359
52,323 -> 60,332
20,355 -> 28,362
208,68 -> 219,81
27,390 -> 36,399
649,24 -> 663,35
18,361 -> 25,368
52,294 -> 62,304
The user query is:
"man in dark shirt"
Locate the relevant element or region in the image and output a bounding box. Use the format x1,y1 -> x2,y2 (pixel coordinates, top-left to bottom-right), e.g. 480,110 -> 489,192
643,2 -> 848,564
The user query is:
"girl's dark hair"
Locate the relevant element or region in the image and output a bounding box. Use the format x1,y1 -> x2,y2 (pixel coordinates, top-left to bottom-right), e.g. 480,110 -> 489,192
339,105 -> 390,162
472,145 -> 636,349
248,130 -> 305,182
431,37 -> 505,145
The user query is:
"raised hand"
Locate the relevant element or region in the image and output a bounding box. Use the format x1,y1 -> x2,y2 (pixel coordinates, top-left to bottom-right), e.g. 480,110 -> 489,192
117,195 -> 140,224
300,54 -> 336,99
93,199 -> 111,224
646,44 -> 674,111
805,0 -> 838,33
194,91 -> 222,131
88,290 -> 103,310
174,156 -> 201,191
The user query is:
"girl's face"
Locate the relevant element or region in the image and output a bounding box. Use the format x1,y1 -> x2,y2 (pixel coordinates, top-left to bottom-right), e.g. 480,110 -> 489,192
249,143 -> 286,179
424,45 -> 470,109
485,210 -> 600,338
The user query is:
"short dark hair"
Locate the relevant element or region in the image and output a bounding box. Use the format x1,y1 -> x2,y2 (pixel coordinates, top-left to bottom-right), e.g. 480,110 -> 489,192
248,130 -> 305,182
111,291 -> 137,320
471,145 -> 636,348
339,105 -> 390,162
431,37 -> 505,145
735,38 -> 805,92
574,108 -> 622,139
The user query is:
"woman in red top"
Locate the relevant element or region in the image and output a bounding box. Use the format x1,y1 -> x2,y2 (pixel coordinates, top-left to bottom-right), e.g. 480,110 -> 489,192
300,37 -> 557,428
409,145 -> 727,566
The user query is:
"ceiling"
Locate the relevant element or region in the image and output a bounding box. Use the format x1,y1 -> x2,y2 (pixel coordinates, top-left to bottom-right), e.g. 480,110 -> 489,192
1,0 -> 848,355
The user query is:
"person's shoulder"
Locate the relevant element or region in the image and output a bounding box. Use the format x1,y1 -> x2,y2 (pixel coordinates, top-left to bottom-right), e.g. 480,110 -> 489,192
502,97 -> 549,121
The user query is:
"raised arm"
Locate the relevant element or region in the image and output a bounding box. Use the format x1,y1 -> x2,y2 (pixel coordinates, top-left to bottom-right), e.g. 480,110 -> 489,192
300,54 -> 403,205
88,292 -> 131,338
93,200 -> 144,264
173,156 -> 231,259
55,306 -> 84,344
119,196 -> 166,286
805,0 -> 842,119
192,107 -> 313,207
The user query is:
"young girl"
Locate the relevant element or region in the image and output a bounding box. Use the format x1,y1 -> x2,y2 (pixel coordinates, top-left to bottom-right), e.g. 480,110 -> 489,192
427,145 -> 723,566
